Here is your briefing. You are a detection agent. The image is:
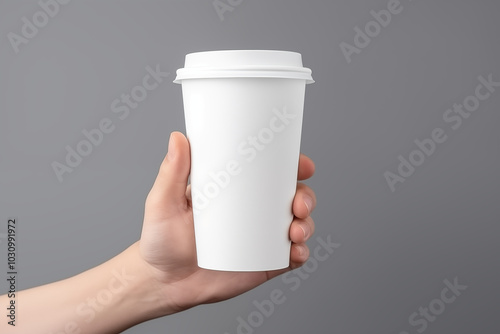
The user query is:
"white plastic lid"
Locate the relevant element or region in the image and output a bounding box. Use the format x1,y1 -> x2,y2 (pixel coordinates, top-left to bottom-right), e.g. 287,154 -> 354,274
173,50 -> 314,84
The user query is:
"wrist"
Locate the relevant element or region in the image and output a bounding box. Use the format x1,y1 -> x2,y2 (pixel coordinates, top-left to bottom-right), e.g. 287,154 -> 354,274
110,242 -> 171,320
74,242 -> 170,333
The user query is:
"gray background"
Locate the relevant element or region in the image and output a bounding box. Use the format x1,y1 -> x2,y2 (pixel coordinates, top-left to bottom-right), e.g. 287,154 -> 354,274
1,0 -> 499,333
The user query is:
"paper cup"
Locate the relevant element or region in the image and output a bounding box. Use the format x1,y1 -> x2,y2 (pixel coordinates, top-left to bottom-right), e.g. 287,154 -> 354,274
174,50 -> 314,271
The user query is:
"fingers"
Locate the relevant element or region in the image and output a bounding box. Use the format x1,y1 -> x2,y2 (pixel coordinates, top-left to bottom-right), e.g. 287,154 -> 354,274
289,214 -> 315,268
145,132 -> 191,218
265,239 -> 312,279
289,216 -> 315,244
298,154 -> 315,181
293,183 -> 317,219
288,178 -> 316,270
290,243 -> 310,268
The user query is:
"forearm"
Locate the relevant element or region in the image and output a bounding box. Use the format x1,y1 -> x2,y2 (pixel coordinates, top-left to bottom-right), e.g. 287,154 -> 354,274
0,242 -> 166,334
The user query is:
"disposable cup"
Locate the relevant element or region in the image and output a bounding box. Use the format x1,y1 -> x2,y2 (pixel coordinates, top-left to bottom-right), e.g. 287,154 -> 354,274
174,50 -> 314,271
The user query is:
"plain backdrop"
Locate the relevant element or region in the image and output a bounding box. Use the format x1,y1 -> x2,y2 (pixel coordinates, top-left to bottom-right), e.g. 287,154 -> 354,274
1,1 -> 499,333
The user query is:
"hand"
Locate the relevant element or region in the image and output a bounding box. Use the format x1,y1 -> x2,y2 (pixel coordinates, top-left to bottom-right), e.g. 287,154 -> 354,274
138,131 -> 317,315
0,130 -> 316,334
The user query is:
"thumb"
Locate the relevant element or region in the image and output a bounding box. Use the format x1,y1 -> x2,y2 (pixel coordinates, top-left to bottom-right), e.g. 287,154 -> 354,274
146,131 -> 191,217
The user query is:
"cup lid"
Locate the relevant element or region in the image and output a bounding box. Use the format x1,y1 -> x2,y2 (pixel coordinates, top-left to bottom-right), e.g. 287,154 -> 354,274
173,50 -> 314,84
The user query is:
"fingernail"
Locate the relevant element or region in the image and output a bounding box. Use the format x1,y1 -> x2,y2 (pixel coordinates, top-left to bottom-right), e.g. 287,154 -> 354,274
296,245 -> 305,256
167,133 -> 176,161
300,224 -> 309,239
304,195 -> 313,214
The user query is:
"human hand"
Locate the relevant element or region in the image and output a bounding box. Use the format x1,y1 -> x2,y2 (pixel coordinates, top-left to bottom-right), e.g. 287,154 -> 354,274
138,131 -> 317,315
0,131 -> 316,334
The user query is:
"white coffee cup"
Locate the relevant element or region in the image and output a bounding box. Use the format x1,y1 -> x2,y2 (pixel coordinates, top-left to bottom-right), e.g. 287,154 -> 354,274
174,50 -> 314,271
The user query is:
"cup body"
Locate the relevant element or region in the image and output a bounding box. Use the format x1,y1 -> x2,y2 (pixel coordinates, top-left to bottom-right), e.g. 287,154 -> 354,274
175,50 -> 313,271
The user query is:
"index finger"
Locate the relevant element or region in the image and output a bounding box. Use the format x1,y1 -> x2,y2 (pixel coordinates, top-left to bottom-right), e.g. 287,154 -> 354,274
298,154 -> 315,180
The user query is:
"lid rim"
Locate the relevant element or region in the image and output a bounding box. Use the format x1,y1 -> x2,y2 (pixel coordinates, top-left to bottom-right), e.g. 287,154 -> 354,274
174,50 -> 314,84
173,72 -> 314,84
177,65 -> 312,72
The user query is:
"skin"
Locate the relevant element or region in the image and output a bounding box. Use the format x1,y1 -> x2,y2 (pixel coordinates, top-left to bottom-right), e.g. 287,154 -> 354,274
0,131 -> 317,334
